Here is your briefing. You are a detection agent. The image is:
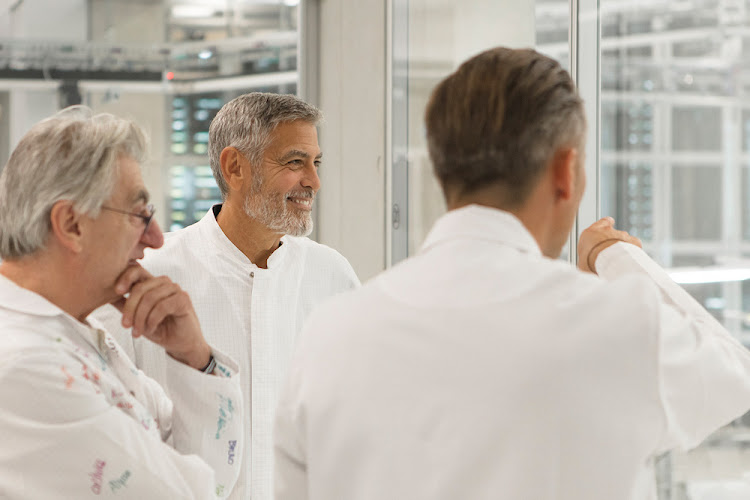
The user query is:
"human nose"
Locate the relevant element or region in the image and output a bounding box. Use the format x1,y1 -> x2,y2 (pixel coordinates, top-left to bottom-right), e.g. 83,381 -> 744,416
140,218 -> 164,249
302,162 -> 321,192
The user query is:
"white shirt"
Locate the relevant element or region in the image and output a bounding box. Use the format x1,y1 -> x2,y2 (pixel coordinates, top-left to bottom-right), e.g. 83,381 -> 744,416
274,204 -> 750,500
0,275 -> 244,499
94,205 -> 359,500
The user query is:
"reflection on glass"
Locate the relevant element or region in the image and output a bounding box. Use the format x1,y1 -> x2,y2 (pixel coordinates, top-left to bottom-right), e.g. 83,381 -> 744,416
601,102 -> 653,151
672,107 -> 721,151
601,162 -> 654,241
394,1 -> 548,257
671,165 -> 722,241
592,1 -> 750,497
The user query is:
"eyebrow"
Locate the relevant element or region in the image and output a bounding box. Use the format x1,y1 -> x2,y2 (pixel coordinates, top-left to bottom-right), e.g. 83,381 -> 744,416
129,189 -> 150,205
278,149 -> 323,162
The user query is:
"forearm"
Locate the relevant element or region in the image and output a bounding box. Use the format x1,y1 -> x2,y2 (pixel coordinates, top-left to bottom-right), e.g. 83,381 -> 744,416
166,340 -> 212,372
165,347 -> 244,497
596,243 -> 750,450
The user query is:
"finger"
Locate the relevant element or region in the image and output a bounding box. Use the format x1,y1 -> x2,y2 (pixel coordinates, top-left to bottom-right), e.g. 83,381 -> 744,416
120,276 -> 171,329
114,263 -> 153,296
598,216 -> 615,227
584,217 -> 615,234
615,229 -> 631,240
612,228 -> 642,246
142,291 -> 191,338
131,281 -> 182,336
625,235 -> 643,248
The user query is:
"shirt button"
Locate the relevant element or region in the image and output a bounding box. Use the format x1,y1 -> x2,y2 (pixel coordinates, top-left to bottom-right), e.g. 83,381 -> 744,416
250,272 -> 254,278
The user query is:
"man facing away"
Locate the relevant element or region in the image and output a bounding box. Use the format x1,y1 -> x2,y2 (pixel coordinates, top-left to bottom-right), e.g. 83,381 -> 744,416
0,107 -> 243,499
94,92 -> 359,500
274,47 -> 750,500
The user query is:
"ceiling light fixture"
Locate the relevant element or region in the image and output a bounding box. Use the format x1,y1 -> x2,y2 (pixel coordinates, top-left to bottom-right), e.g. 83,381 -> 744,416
171,6 -> 216,19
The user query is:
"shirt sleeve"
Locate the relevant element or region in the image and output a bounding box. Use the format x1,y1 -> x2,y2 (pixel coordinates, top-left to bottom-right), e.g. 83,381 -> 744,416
0,345 -> 241,499
163,347 -> 244,498
595,242 -> 750,452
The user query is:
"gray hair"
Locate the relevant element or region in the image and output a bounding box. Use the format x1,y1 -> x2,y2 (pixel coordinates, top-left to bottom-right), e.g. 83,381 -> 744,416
0,105 -> 148,259
208,92 -> 322,198
425,47 -> 586,206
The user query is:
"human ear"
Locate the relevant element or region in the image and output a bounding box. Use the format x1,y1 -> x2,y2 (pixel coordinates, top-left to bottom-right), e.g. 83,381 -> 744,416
49,200 -> 84,253
551,147 -> 578,202
219,147 -> 250,193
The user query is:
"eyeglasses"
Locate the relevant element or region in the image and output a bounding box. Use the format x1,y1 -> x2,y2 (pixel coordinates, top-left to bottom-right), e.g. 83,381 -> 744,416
100,203 -> 155,235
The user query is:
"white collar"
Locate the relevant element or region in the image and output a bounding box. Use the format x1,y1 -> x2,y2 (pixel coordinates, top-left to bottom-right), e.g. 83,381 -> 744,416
0,274 -> 64,317
192,204 -> 291,270
420,204 -> 542,257
0,274 -> 108,354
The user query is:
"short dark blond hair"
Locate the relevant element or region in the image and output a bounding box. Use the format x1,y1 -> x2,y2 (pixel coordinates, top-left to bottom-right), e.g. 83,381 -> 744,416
425,47 -> 585,206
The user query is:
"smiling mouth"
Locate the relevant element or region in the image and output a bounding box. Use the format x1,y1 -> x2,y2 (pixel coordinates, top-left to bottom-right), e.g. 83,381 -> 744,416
286,196 -> 314,210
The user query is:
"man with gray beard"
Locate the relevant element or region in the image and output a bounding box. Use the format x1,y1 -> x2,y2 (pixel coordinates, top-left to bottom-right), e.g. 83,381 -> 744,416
94,92 -> 360,500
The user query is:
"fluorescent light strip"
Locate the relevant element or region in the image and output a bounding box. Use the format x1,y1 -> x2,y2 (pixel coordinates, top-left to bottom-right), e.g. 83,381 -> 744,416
669,268 -> 750,285
171,6 -> 216,19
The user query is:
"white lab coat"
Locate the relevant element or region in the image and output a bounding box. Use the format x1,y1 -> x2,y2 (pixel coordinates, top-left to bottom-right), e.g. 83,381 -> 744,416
0,275 -> 244,499
274,204 -> 750,500
94,204 -> 359,500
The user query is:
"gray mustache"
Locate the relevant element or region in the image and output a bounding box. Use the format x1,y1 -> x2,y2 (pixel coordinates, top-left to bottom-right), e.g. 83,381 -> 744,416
287,190 -> 315,199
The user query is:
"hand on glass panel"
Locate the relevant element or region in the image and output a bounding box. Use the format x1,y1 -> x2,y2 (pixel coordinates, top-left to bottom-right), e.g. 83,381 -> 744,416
110,263 -> 212,371
577,217 -> 642,275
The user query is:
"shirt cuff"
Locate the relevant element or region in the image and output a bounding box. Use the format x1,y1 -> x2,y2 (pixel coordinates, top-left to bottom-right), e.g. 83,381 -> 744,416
164,346 -> 243,498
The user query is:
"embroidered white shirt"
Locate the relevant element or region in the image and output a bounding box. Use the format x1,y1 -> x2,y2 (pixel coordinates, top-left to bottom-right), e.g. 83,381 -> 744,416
275,204 -> 750,500
94,205 -> 359,500
0,275 -> 244,499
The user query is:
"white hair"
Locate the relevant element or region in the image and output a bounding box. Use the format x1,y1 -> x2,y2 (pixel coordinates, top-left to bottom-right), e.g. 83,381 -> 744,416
208,92 -> 322,198
0,105 -> 148,259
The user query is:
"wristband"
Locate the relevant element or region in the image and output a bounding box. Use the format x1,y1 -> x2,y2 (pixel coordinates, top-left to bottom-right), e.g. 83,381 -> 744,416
586,238 -> 623,273
200,354 -> 216,374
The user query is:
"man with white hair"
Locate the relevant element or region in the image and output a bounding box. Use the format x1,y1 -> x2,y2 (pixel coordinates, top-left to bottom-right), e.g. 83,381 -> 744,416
95,92 -> 359,500
0,107 -> 243,498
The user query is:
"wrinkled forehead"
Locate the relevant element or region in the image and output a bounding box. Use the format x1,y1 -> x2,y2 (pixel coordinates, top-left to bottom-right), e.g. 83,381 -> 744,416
266,120 -> 321,155
109,154 -> 150,206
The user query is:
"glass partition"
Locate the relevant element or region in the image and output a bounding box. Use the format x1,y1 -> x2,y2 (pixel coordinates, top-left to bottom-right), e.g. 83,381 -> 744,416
597,1 -> 750,497
389,0 -> 538,262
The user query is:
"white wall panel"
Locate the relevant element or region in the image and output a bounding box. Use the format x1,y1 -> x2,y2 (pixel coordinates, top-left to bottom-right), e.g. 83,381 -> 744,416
314,0 -> 387,281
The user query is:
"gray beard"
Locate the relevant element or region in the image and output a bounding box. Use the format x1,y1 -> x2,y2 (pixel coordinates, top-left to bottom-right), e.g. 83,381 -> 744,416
242,180 -> 314,237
